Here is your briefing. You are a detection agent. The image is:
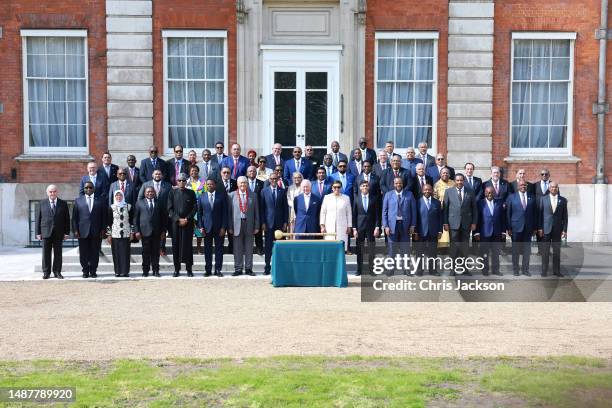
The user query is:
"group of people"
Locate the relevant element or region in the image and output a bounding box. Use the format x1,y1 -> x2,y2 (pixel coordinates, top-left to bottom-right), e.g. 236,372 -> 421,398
35,138 -> 568,279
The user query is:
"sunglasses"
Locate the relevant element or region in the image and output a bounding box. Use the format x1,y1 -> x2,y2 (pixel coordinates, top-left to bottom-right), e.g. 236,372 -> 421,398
332,186 -> 341,189
541,173 -> 549,176
338,164 -> 346,168
150,150 -> 158,153
175,150 -> 183,153
177,179 -> 187,183
84,186 -> 94,189
436,158 -> 444,161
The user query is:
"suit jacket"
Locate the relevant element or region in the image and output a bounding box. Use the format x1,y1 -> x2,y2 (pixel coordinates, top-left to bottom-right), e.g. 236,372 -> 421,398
293,194 -> 321,233
260,186 -> 289,229
538,194 -> 568,235
412,174 -> 434,199
108,180 -> 136,206
124,166 -> 141,192
219,178 -> 238,196
535,180 -> 551,199
221,155 -> 250,179
133,197 -> 167,238
372,162 -> 390,178
72,195 -> 106,238
380,168 -> 413,195
265,154 -> 285,170
353,194 -> 381,235
98,164 -> 119,185
416,153 -> 436,168
482,179 -> 511,202
463,176 -> 483,199
211,153 -> 228,165
284,158 -> 314,184
79,173 -> 110,202
166,158 -> 191,185
416,196 -> 443,238
353,148 -> 377,165
139,157 -> 167,184
321,164 -> 337,179
443,188 -> 478,230
330,171 -> 355,198
36,198 -> 70,239
197,160 -> 220,183
197,190 -> 228,234
509,180 -> 536,196
353,172 -> 381,198
137,180 -> 172,210
505,192 -> 537,234
330,151 -> 348,167
401,158 -> 423,177
312,179 -> 333,200
476,198 -> 506,238
228,190 -> 259,236
382,190 -> 417,235
348,160 -> 365,178
427,165 -> 455,183
246,178 -> 264,198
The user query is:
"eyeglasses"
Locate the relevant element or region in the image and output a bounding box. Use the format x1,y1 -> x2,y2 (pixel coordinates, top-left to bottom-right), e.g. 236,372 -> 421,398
175,150 -> 183,153
221,171 -> 230,174
215,146 -> 224,149
177,179 -> 187,183
541,173 -> 549,176
436,158 -> 444,161
332,186 -> 340,189
293,151 -> 300,154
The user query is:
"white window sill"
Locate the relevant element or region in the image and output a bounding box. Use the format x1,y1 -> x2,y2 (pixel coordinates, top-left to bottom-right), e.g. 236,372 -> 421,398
504,156 -> 581,164
14,154 -> 94,162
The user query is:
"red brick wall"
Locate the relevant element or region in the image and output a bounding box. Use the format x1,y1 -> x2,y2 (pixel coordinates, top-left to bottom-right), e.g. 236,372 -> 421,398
152,0 -> 236,153
365,0 -> 449,154
0,0 -> 107,183
493,0 -> 607,184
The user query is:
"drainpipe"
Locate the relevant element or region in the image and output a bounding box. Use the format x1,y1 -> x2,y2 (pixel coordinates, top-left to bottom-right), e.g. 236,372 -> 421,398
593,0 -> 609,242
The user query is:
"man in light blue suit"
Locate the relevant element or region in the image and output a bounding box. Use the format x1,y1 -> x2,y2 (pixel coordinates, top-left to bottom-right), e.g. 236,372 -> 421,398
293,180 -> 321,237
284,146 -> 314,184
330,160 -> 354,200
221,143 -> 250,180
382,177 -> 417,267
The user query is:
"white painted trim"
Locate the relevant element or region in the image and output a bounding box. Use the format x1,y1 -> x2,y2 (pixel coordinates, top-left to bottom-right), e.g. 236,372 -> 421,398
20,29 -> 87,37
512,32 -> 577,40
375,31 -> 439,40
260,44 -> 343,51
162,30 -> 227,38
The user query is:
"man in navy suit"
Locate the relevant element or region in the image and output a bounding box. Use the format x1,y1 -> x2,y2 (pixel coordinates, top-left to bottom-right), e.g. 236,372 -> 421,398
260,173 -> 289,275
321,154 -> 337,178
99,152 -> 119,186
348,148 -> 365,178
198,179 -> 228,277
474,186 -> 506,276
125,154 -> 141,193
537,181 -> 568,277
330,160 -> 355,199
329,140 -> 348,167
382,177 -> 417,263
427,154 -> 455,183
72,181 -> 107,278
140,146 -> 167,184
211,141 -> 228,165
412,163 -> 434,199
380,155 -> 413,195
352,181 -> 381,276
312,167 -> 332,200
284,146 -> 314,183
353,161 -> 380,198
79,161 -> 110,204
417,142 -> 436,168
133,186 -> 167,277
265,143 -> 285,170
354,137 -> 377,165
293,180 -> 321,236
222,143 -> 250,180
506,181 -> 538,276
166,144 -> 191,185
482,166 -> 511,202
463,162 -> 483,199
414,184 -> 442,276
401,147 -> 423,177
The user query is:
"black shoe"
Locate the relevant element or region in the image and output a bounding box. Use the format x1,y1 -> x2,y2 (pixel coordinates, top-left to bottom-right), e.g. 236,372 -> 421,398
82,273 -> 89,278
263,270 -> 271,275
187,271 -> 194,277
204,272 -> 212,277
153,271 -> 161,277
429,271 -> 440,276
522,271 -> 531,277
232,271 -> 243,276
115,274 -> 120,277
553,271 -> 564,277
215,271 -> 224,277
541,271 -> 548,277
449,271 -> 456,277
123,274 -> 130,277
142,272 -> 149,277
493,271 -> 503,276
54,273 -> 64,279
513,271 -> 520,276
173,271 -> 180,277
462,271 -> 472,276
482,271 -> 489,276
90,272 -> 98,278
245,270 -> 256,276
42,273 -> 50,280
355,271 -> 362,276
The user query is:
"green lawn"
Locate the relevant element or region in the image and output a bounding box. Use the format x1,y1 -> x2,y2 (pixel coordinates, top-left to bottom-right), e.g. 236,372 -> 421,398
0,356 -> 610,407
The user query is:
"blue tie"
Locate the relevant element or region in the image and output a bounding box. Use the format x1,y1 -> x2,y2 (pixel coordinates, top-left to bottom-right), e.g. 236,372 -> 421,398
363,196 -> 368,212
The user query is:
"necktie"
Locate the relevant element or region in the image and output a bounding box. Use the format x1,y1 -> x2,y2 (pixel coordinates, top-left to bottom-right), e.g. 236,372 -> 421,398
357,161 -> 361,173
175,161 -> 180,179
51,201 -> 56,215
397,193 -> 402,214
91,175 -> 96,185
326,166 -> 331,177
87,195 -> 92,213
106,166 -> 110,177
551,196 -> 557,212
203,162 -> 208,179
382,163 -> 386,170
334,153 -> 339,165
488,200 -> 494,215
277,179 -> 282,188
250,181 -> 255,192
295,159 -> 300,171
225,181 -> 230,192
120,182 -> 125,193
363,195 -> 368,212
272,189 -> 277,201
155,182 -> 160,195
275,155 -> 279,165
152,158 -> 156,168
304,195 -> 309,211
319,182 -> 323,195
365,174 -> 369,182
130,168 -> 134,182
233,158 -> 238,178
468,177 -> 472,188
458,189 -> 463,203
494,182 -> 499,194
148,199 -> 153,213
425,197 -> 430,210
544,181 -> 548,193
394,170 -> 399,178
420,177 -> 425,188
209,193 -> 214,208
521,193 -> 527,210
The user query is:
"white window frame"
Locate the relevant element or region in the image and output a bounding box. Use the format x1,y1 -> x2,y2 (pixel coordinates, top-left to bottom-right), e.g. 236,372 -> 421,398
374,31 -> 439,156
509,32 -> 576,157
162,30 -> 228,155
21,29 -> 89,155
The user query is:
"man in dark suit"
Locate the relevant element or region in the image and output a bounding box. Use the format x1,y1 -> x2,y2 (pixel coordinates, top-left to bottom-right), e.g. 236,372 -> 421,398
380,155 -> 413,195
354,137 -> 377,166
474,186 -> 506,276
372,150 -> 390,178
99,152 -> 119,186
506,180 -> 538,276
72,181 -> 107,278
417,142 -> 436,168
382,177 -> 417,263
125,154 -> 141,193
482,166 -> 511,202
348,148 -> 365,178
140,146 -> 167,184
211,141 -> 228,165
166,144 -> 191,185
443,174 -> 478,275
304,145 -> 319,170
36,184 -> 70,279
463,162 -> 483,199
509,168 -> 535,195
218,166 -> 238,195
246,165 -> 265,255
353,161 -> 380,198
79,161 -> 110,204
293,180 -> 321,236
167,173 -> 197,277
412,163 -> 433,199
284,146 -> 314,183
138,169 -> 172,256
265,143 -> 285,170
353,181 -> 381,276
198,179 -> 228,277
108,168 -> 136,206
134,186 -> 167,277
197,149 -> 219,184
537,181 -> 568,277
401,147 -> 423,177
535,168 -> 552,199
427,154 -> 455,183
329,140 -> 348,167
312,167 -> 332,200
221,143 -> 250,180
260,173 -> 289,275
414,184 -> 442,276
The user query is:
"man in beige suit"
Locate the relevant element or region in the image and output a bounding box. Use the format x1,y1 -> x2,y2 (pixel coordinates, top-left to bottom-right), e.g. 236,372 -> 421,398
228,176 -> 260,276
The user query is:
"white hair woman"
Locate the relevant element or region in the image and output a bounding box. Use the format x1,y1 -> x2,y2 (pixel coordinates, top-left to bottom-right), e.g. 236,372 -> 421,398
320,180 -> 353,252
107,190 -> 134,277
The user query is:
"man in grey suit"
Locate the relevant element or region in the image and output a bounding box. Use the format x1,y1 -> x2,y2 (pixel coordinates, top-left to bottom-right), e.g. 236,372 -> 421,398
443,173 -> 478,275
537,182 -> 568,277
228,176 -> 260,276
197,148 -> 219,183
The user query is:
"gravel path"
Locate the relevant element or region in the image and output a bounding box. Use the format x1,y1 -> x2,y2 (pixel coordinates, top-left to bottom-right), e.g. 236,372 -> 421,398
1,280 -> 611,361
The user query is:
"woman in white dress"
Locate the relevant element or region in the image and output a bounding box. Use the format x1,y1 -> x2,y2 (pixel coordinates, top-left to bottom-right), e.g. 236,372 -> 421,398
287,172 -> 304,235
320,180 -> 353,252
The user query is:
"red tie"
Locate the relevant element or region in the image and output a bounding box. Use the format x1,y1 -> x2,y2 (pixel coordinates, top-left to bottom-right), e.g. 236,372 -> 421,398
394,170 -> 399,178
233,158 -> 238,178
277,179 -> 282,188
121,182 -> 125,193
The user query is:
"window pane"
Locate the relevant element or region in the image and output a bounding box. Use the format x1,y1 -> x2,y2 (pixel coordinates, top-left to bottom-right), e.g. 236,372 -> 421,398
532,40 -> 551,58
550,104 -> 568,126
415,83 -> 432,103
47,55 -> 65,78
551,58 -> 570,80
168,39 -> 185,56
48,125 -> 66,146
30,125 -> 48,147
377,83 -> 393,103
549,126 -> 567,148
532,58 -> 550,80
378,40 -> 395,58
206,104 -> 224,126
27,37 -> 46,54
66,80 -> 86,101
530,104 -> 549,125
67,102 -> 86,124
396,83 -> 414,103
377,105 -> 393,126
169,104 -> 186,126
512,104 -> 530,126
169,126 -> 186,147
27,54 -> 46,77
187,57 -> 205,79
513,58 -> 531,80
206,39 -> 223,56
275,72 -> 296,89
395,127 -> 413,148
29,102 -> 47,124
377,126 -> 393,141
66,55 -> 85,78
48,102 -> 66,124
187,82 -> 206,103
207,127 -> 224,147
206,81 -> 224,102
48,80 -> 66,101
306,72 -> 327,89
28,79 -> 47,101
187,104 -> 205,126
206,57 -> 223,79
395,105 -> 413,126
168,56 -> 185,79
552,41 -> 570,57
414,104 -> 431,126
531,83 -> 549,103
67,125 -> 86,147
187,127 -> 206,148
511,126 -> 529,148
531,126 -> 548,147
187,39 -> 205,56
168,82 -> 186,102
65,38 -> 84,55
416,40 -> 434,57
398,40 -> 414,57
414,127 -> 432,146
550,83 -> 568,103
512,83 -> 529,103
377,59 -> 394,80
47,38 -> 65,54
397,59 -> 414,80
514,40 -> 531,58
415,59 -> 433,80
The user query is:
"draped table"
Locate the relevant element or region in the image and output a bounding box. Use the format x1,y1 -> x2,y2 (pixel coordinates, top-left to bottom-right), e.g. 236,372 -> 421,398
271,240 -> 347,287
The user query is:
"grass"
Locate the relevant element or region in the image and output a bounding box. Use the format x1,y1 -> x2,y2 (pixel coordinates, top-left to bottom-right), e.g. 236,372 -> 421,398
0,356 -> 609,407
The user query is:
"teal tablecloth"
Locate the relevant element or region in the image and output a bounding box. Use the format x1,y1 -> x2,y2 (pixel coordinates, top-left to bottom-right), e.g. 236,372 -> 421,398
271,241 -> 347,287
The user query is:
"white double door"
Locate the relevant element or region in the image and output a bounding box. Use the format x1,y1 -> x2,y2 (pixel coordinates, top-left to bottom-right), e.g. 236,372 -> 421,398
262,49 -> 340,164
